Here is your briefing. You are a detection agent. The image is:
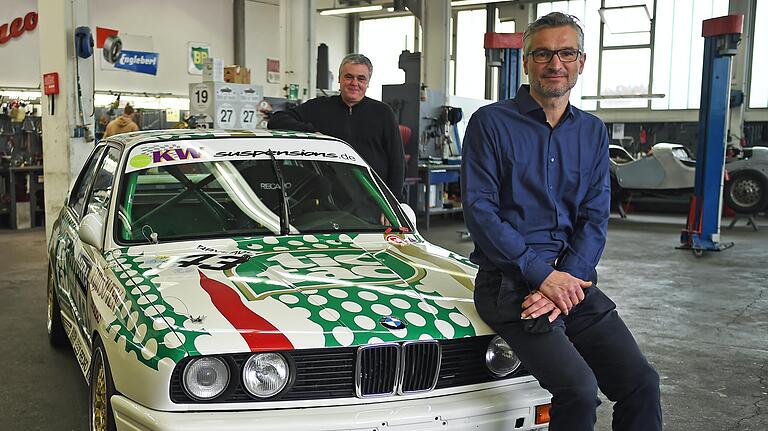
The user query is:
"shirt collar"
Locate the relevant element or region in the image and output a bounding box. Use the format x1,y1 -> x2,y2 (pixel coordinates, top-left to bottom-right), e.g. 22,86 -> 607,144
515,84 -> 575,123
335,95 -> 367,109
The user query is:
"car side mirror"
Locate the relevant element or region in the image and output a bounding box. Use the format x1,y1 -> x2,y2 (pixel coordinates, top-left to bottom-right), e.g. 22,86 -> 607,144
79,212 -> 105,250
400,203 -> 417,230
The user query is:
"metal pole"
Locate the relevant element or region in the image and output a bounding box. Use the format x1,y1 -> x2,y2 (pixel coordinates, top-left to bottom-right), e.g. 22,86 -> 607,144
233,0 -> 245,65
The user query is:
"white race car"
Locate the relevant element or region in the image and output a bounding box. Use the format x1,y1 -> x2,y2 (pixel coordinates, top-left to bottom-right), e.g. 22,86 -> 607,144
609,142 -> 768,214
47,129 -> 551,431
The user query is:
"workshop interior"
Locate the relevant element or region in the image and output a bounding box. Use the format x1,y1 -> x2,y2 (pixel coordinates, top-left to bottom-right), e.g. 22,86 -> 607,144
2,1 -> 768,430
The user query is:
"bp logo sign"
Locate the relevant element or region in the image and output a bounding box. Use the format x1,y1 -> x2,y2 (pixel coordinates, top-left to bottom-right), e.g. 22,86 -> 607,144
188,42 -> 211,75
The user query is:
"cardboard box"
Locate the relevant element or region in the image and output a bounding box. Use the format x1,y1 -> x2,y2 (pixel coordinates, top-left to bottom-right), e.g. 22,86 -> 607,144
203,57 -> 224,82
224,65 -> 251,84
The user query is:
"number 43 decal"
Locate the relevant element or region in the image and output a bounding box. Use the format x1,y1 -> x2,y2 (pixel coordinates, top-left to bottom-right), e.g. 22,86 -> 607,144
178,253 -> 250,271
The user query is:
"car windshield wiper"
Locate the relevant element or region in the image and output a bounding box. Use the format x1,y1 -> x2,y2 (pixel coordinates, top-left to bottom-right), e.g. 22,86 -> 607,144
268,150 -> 291,235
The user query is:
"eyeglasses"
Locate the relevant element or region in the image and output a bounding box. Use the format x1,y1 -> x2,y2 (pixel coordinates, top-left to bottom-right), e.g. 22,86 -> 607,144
527,48 -> 582,64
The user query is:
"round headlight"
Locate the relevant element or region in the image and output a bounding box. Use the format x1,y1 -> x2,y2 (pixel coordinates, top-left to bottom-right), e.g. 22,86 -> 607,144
182,357 -> 230,400
242,353 -> 290,398
485,335 -> 521,377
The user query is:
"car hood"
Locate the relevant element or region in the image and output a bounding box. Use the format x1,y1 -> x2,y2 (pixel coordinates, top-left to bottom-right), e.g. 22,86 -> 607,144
107,233 -> 490,358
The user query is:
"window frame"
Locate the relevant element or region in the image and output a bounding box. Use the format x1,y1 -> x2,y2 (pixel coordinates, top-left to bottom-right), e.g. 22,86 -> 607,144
594,0 -> 657,110
83,145 -> 122,221
68,145 -> 108,221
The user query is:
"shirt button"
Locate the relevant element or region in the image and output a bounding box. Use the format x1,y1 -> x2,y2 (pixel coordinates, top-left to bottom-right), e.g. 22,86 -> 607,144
550,157 -> 555,162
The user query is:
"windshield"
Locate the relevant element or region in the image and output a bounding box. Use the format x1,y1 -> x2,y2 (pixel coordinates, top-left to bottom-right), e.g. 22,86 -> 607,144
115,158 -> 410,243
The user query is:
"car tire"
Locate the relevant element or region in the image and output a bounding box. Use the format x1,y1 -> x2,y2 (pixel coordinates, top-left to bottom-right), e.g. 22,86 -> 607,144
725,171 -> 768,214
47,267 -> 69,348
90,340 -> 117,431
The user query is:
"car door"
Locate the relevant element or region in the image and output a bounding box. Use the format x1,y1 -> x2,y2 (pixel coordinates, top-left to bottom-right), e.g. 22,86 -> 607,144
54,146 -> 107,350
76,145 -> 122,343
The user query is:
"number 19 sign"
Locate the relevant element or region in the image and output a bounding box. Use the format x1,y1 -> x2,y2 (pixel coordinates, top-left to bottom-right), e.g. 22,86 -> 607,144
191,83 -> 210,112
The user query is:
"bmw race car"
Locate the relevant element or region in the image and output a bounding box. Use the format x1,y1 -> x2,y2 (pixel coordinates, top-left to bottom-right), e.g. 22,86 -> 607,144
47,129 -> 551,431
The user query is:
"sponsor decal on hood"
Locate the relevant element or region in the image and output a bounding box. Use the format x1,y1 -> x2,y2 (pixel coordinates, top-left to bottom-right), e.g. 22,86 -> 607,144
107,233 -> 484,367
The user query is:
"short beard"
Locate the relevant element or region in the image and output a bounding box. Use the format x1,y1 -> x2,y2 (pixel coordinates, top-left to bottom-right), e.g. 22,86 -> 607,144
530,76 -> 577,98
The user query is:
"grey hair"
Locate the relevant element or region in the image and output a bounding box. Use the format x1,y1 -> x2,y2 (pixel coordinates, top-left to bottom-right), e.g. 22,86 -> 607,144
339,53 -> 373,77
523,12 -> 585,54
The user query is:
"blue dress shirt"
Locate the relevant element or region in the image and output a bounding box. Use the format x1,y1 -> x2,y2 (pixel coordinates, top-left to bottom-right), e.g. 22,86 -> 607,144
461,85 -> 610,289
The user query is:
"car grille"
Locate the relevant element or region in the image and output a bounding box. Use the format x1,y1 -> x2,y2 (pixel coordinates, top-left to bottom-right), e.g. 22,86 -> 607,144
400,340 -> 441,394
356,343 -> 400,397
170,335 -> 529,404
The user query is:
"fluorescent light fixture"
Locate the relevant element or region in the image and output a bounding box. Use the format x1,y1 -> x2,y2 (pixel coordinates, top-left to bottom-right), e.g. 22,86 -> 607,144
319,5 -> 382,15
451,0 -> 507,7
0,90 -> 42,100
94,93 -> 190,110
581,93 -> 665,100
599,5 -> 651,34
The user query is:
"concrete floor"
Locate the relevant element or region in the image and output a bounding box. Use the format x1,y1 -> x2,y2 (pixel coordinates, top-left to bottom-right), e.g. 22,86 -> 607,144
2,213 -> 767,430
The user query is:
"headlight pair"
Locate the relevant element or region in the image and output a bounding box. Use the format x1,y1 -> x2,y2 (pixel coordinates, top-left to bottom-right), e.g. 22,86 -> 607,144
182,353 -> 290,401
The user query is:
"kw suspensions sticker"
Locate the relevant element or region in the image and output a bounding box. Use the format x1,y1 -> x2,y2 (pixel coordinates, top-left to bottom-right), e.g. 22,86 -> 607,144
125,137 -> 367,173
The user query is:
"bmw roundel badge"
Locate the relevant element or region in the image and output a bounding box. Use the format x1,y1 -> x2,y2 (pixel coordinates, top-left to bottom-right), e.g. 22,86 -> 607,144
379,315 -> 406,330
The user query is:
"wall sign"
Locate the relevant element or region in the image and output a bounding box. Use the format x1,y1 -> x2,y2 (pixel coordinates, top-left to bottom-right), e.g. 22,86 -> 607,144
0,12 -> 38,46
266,58 -> 280,83
114,50 -> 160,75
188,42 -> 211,75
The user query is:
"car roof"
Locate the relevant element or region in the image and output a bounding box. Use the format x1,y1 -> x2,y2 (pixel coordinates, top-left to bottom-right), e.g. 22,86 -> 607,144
103,129 -> 349,153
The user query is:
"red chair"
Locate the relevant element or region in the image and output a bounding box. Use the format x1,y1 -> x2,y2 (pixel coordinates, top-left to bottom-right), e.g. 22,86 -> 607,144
399,124 -> 412,162
399,125 -> 419,203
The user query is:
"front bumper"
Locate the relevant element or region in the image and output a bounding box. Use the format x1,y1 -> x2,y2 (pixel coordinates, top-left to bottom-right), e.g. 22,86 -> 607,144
112,380 -> 551,431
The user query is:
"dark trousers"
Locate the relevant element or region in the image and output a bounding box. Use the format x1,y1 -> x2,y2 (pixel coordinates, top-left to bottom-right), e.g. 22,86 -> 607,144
474,269 -> 662,431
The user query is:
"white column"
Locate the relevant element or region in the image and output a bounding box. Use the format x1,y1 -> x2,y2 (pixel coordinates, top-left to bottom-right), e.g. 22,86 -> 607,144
421,0 -> 450,97
38,0 -> 76,241
38,0 -> 94,241
728,0 -> 754,147
279,0 -> 317,101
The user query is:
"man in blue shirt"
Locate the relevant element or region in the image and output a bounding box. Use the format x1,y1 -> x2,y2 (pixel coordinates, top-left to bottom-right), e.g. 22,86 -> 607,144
462,12 -> 661,431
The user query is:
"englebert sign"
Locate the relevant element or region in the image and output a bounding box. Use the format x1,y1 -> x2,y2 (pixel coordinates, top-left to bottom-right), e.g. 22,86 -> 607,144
114,50 -> 160,75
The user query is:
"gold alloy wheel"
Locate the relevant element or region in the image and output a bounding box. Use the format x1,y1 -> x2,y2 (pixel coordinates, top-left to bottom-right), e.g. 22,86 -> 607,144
92,351 -> 108,431
46,278 -> 53,334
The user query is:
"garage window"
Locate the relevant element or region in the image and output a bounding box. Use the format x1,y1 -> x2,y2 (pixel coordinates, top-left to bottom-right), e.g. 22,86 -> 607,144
359,15 -> 416,101
748,0 -> 767,108
651,0 -> 729,110
538,0 -> 729,111
535,0 -> 601,111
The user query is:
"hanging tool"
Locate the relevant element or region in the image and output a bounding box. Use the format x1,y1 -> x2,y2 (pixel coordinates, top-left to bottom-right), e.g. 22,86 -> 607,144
74,25 -> 95,141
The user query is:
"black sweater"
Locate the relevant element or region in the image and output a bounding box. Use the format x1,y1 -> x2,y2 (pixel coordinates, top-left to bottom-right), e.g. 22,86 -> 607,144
268,96 -> 404,198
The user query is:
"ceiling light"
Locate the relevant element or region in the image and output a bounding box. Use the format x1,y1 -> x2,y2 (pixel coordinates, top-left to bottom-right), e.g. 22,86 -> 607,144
599,5 -> 651,34
319,5 -> 383,16
451,0 -> 506,7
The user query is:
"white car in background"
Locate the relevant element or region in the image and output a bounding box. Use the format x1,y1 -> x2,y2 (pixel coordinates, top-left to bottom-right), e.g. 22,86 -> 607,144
47,129 -> 551,430
609,142 -> 768,214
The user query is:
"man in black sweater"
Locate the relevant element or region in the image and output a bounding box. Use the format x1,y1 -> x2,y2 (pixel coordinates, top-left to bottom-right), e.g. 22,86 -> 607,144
268,53 -> 404,199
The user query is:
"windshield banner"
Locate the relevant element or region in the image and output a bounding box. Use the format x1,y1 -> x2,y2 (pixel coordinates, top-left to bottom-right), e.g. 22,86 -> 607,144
126,138 -> 367,173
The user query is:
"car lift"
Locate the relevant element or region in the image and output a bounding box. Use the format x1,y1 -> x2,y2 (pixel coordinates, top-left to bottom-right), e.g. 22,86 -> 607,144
457,32 -> 524,241
485,32 -> 524,101
679,15 -> 743,256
